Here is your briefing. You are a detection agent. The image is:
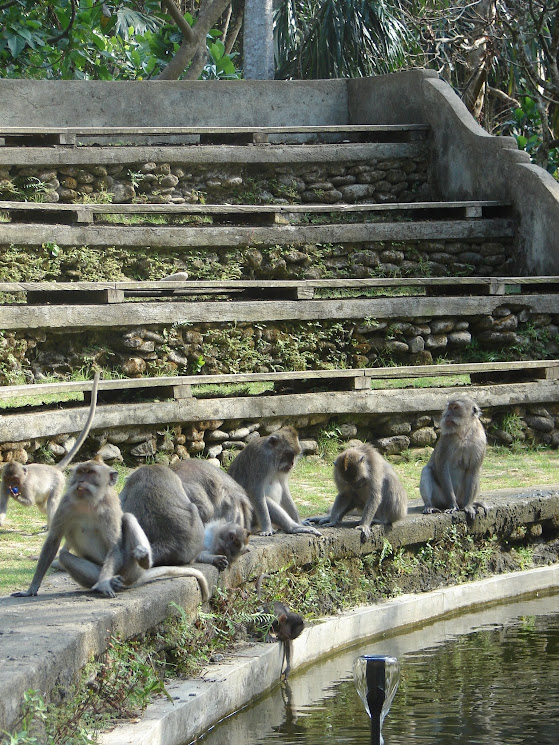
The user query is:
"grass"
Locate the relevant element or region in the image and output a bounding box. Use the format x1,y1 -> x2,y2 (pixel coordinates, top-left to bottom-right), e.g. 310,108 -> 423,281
2,446 -> 558,597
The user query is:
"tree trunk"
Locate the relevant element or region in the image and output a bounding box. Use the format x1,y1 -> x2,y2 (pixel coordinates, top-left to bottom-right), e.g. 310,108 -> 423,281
157,0 -> 232,80
243,0 -> 275,79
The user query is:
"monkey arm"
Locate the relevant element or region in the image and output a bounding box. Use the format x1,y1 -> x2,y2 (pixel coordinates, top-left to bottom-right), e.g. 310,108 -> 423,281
318,491 -> 354,526
279,485 -> 301,523
12,532 -> 63,596
91,537 -> 125,598
253,491 -> 275,535
267,499 -> 321,536
359,486 -> 382,528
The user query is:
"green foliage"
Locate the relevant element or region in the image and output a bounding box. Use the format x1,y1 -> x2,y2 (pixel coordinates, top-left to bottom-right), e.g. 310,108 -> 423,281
275,0 -> 412,79
0,1 -> 240,81
508,96 -> 559,177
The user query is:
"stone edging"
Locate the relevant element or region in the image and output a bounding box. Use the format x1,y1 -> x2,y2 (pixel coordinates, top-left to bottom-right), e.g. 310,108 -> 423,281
99,564 -> 559,745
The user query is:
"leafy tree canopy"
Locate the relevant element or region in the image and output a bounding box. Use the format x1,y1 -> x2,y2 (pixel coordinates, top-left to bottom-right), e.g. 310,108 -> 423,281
0,0 -> 240,79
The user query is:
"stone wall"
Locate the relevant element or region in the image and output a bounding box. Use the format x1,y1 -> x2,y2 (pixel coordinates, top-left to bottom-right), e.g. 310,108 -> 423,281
0,156 -> 430,206
2,401 -> 558,469
1,306 -> 556,384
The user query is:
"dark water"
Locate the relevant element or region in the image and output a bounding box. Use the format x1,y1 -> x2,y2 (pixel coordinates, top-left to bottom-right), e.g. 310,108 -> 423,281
196,593 -> 559,745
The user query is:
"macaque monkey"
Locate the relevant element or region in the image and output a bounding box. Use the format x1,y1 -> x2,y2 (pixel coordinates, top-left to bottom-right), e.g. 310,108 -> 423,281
119,464 -> 205,567
227,427 -> 320,537
312,443 -> 407,541
170,459 -> 253,530
256,574 -> 304,680
420,395 -> 487,520
197,519 -> 250,570
12,457 -> 209,600
0,371 -> 100,528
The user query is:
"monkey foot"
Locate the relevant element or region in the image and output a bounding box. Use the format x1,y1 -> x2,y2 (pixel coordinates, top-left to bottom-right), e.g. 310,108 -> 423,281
422,507 -> 441,514
292,525 -> 322,536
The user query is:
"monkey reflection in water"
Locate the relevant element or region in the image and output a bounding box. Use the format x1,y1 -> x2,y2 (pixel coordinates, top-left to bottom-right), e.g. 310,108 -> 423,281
420,394 -> 487,520
12,458 -> 209,601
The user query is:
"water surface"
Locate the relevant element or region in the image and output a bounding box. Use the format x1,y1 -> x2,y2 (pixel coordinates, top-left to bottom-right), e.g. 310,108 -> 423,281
195,592 -> 559,745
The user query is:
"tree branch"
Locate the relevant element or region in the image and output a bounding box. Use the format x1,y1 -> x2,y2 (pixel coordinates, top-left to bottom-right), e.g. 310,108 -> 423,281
46,0 -> 76,44
160,0 -> 195,43
156,0 -> 231,80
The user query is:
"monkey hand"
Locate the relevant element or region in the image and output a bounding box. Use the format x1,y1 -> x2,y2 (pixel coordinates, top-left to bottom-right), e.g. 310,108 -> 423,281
132,545 -> 151,569
11,588 -> 37,597
212,555 -> 229,571
356,525 -> 371,542
422,507 -> 441,514
444,506 -> 459,514
92,578 -> 119,598
259,529 -> 275,536
291,524 -> 322,537
304,515 -> 333,527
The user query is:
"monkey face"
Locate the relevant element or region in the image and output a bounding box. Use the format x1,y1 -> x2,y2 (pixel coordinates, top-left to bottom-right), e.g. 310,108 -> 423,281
337,451 -> 367,486
2,463 -> 29,502
441,396 -> 480,432
70,460 -> 118,499
268,427 -> 302,473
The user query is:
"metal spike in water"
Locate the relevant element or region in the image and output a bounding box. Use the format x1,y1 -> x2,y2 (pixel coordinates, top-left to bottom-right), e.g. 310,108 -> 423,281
353,655 -> 400,745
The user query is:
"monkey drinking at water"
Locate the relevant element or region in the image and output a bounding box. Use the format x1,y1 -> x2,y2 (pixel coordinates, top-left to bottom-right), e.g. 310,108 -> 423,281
0,372 -> 100,528
256,574 -> 305,680
310,443 -> 408,541
228,427 -> 320,537
12,458 -> 209,600
420,395 -> 487,520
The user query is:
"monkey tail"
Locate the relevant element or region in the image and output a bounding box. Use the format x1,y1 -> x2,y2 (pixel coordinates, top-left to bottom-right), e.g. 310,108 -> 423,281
57,371 -> 101,470
138,566 -> 210,602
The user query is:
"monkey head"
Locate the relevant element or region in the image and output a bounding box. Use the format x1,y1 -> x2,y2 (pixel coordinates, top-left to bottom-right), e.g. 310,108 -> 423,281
69,459 -> 118,502
2,462 -> 31,504
334,448 -> 368,487
275,610 -> 305,642
440,395 -> 482,434
216,524 -> 250,562
268,426 -> 301,473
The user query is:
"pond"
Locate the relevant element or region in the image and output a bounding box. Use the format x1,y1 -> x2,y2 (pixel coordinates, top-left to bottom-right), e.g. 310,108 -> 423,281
194,591 -> 559,745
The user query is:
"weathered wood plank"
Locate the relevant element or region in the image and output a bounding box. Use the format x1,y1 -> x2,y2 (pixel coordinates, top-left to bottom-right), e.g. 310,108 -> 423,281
0,276 -> 557,295
0,143 -> 428,168
0,361 -> 557,400
1,381 -> 557,442
0,199 -> 508,217
0,219 -> 516,248
0,295 -> 556,331
0,124 -> 430,137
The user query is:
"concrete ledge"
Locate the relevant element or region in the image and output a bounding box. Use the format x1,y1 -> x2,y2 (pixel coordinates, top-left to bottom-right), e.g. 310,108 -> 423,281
1,488 -> 558,734
99,565 -> 559,745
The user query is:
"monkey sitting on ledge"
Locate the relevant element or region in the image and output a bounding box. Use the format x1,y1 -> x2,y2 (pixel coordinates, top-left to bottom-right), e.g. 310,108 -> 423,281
228,426 -> 321,537
420,394 -> 487,520
307,443 -> 408,541
12,457 -> 209,601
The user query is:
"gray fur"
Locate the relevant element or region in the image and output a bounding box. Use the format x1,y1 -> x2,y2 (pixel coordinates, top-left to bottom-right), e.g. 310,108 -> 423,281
228,426 -> 320,537
420,394 -> 487,520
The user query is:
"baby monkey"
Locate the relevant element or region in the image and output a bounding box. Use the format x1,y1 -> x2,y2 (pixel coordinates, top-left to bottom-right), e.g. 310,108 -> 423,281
256,574 -> 305,680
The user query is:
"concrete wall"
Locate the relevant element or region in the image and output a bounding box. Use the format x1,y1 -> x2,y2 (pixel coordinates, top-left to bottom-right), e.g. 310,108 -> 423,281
1,71 -> 558,271
347,70 -> 559,275
0,79 -> 348,127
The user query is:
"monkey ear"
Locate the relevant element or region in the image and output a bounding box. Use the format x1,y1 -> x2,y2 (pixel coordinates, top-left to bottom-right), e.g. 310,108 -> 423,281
108,469 -> 118,487
277,613 -> 288,623
472,403 -> 481,417
268,434 -> 279,447
22,466 -> 28,476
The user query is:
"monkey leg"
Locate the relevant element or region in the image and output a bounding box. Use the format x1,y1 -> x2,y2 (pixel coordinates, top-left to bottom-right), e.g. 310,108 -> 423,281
117,513 -> 152,586
420,465 -> 456,513
267,499 -> 321,536
58,547 -> 102,590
